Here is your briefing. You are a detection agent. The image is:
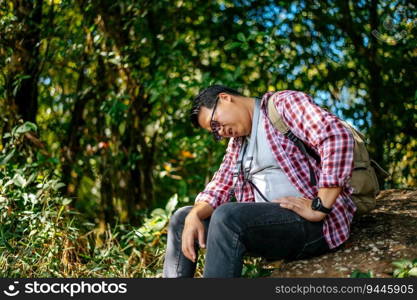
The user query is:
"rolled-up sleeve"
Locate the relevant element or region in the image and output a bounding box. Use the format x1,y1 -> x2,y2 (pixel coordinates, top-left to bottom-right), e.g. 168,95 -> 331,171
194,138 -> 239,209
278,91 -> 355,188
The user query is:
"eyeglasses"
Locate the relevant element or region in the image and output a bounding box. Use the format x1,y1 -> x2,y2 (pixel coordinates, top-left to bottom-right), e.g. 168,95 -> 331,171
209,96 -> 223,141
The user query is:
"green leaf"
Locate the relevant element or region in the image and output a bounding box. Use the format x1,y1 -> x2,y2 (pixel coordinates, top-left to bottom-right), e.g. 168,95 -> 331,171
0,149 -> 16,165
350,269 -> 373,278
224,42 -> 241,51
52,182 -> 66,191
62,198 -> 72,206
25,173 -> 37,186
15,122 -> 37,134
237,32 -> 245,42
150,208 -> 166,218
165,193 -> 178,217
393,268 -> 402,277
392,259 -> 412,269
408,267 -> 417,277
12,174 -> 26,187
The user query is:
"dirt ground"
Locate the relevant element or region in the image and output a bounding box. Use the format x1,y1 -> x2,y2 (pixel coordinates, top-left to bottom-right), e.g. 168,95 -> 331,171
267,189 -> 417,278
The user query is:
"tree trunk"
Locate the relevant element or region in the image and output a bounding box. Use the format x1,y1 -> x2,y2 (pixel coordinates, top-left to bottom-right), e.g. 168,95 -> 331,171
5,0 -> 43,124
368,0 -> 387,187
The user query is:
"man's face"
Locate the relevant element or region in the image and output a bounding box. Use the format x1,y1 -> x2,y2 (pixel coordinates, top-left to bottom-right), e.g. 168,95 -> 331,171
197,93 -> 252,139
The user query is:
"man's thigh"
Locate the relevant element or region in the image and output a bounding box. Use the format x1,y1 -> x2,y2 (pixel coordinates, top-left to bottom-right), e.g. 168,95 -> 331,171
214,202 -> 307,260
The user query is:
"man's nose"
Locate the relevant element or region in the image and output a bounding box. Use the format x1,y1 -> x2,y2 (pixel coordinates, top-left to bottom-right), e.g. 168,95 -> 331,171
218,125 -> 227,137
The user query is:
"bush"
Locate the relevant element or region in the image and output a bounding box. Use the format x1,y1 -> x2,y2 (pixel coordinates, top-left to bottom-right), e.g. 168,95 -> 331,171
0,122 -> 267,278
0,122 -> 79,276
0,123 -> 179,277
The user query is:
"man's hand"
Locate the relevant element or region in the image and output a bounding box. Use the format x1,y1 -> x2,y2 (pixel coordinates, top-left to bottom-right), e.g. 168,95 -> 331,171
272,196 -> 327,222
181,212 -> 206,263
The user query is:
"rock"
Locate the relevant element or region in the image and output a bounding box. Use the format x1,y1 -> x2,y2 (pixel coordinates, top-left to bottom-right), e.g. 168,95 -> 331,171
269,189 -> 417,278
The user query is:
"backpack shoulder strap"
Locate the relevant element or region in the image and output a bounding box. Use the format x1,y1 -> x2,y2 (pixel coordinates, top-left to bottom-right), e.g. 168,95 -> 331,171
266,97 -> 319,185
267,96 -> 290,134
338,119 -> 366,142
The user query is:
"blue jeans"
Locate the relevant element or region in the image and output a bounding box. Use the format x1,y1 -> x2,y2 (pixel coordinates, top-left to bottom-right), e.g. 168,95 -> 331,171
163,202 -> 332,278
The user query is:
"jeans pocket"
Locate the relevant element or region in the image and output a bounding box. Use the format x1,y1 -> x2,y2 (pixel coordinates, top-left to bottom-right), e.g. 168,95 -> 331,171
295,234 -> 330,260
294,220 -> 330,260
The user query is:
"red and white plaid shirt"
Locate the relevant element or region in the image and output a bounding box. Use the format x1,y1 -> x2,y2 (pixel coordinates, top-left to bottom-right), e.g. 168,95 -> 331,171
195,90 -> 356,249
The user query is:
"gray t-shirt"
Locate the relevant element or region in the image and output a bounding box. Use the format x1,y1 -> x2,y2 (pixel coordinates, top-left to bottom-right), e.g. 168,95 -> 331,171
244,104 -> 303,202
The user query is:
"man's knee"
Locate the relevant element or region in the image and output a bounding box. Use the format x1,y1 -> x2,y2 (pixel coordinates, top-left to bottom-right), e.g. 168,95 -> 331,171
210,202 -> 237,227
169,205 -> 193,229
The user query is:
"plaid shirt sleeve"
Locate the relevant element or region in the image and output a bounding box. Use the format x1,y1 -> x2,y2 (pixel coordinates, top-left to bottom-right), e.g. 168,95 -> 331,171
194,138 -> 239,209
278,91 -> 355,188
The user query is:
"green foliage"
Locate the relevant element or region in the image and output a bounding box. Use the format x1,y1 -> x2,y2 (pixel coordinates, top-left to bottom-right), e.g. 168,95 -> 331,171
350,269 -> 374,278
350,260 -> 417,278
0,122 -> 172,277
392,259 -> 417,278
241,257 -> 273,278
0,122 -> 78,276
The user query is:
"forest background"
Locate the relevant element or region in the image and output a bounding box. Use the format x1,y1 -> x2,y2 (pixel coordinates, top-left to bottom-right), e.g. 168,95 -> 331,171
0,0 -> 416,277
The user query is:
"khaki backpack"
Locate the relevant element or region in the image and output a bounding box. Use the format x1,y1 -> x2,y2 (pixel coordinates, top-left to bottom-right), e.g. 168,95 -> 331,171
267,99 -> 390,215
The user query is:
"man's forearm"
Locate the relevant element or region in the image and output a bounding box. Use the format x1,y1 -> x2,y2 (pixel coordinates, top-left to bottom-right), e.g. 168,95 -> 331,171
189,201 -> 214,220
317,187 -> 342,209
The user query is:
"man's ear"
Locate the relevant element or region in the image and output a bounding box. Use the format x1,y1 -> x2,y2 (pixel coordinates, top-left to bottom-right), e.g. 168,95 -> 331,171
218,92 -> 233,103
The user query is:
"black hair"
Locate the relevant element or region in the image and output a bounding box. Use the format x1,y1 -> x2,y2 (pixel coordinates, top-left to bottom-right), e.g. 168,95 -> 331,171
190,85 -> 242,128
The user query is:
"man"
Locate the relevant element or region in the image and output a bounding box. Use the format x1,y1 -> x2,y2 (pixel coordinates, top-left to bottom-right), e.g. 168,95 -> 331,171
163,85 -> 356,278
